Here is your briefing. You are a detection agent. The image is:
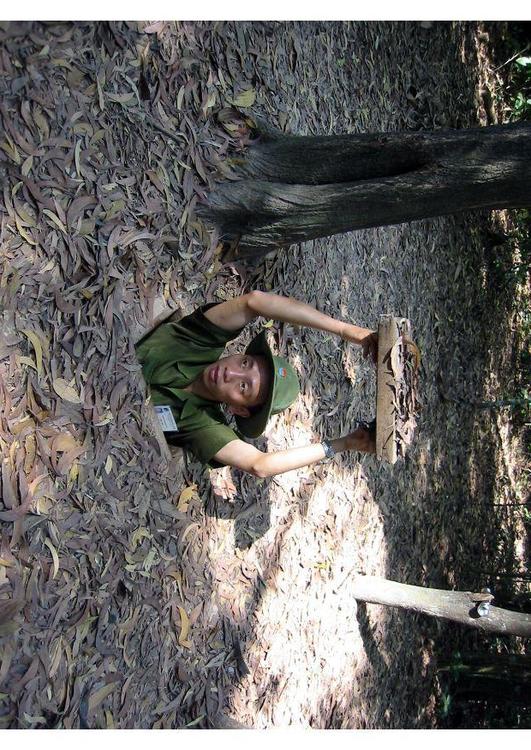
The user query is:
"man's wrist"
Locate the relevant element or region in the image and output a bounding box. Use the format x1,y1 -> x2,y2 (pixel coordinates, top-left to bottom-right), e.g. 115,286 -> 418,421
340,323 -> 366,344
321,440 -> 336,460
339,321 -> 359,341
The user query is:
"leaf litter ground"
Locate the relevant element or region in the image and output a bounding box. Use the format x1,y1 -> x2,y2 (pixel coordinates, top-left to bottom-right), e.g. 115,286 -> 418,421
0,21 -> 528,728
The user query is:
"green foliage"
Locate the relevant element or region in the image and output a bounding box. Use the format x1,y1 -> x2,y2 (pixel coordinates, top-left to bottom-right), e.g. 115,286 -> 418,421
483,207 -> 530,427
509,55 -> 531,121
485,210 -> 529,290
502,22 -> 531,123
437,650 -> 531,728
439,691 -> 452,719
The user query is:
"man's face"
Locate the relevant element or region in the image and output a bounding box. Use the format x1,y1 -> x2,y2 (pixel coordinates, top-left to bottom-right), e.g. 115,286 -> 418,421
201,354 -> 271,416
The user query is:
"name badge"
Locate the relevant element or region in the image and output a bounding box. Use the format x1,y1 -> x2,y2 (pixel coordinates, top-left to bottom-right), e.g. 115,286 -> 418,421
155,405 -> 178,432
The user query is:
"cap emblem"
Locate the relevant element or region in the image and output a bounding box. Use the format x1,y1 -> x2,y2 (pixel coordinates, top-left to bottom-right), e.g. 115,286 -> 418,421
278,366 -> 287,378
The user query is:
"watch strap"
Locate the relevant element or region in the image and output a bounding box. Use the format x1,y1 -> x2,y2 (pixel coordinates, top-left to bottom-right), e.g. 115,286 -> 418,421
321,440 -> 336,460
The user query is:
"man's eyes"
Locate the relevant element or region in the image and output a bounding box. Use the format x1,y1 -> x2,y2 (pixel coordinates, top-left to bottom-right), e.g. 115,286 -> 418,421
240,358 -> 252,394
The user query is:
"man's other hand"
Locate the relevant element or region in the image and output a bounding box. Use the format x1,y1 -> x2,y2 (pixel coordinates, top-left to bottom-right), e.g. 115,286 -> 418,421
341,324 -> 378,364
360,331 -> 378,364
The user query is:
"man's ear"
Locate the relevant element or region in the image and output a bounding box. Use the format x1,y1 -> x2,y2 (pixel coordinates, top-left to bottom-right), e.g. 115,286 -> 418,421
227,404 -> 251,418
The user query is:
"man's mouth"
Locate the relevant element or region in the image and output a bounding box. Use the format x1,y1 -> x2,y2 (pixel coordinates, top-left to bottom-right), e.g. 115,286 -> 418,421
210,365 -> 219,384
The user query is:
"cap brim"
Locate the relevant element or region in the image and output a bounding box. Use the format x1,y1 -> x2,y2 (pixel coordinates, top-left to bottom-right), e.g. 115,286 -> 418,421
234,331 -> 276,439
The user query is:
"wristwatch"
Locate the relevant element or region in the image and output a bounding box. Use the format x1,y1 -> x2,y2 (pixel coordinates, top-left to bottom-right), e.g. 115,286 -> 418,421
321,440 -> 336,460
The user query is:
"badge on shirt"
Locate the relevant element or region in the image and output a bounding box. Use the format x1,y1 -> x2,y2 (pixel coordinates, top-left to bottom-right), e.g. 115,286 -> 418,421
155,405 -> 178,432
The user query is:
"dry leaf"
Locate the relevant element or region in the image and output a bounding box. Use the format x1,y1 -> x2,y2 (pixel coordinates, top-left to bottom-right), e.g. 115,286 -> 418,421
57,446 -> 86,475
51,433 -> 79,452
389,338 -> 404,381
94,410 -> 113,426
130,527 -> 152,551
16,224 -> 37,245
24,434 -> 36,473
19,355 -> 38,371
42,208 -> 67,234
23,714 -> 47,725
106,92 -> 136,105
177,605 -> 192,648
402,337 -> 421,369
143,21 -> 165,34
52,378 -> 82,404
44,538 -> 60,579
22,329 -> 43,377
231,88 -> 256,108
177,484 -> 198,512
67,462 -> 79,491
1,136 -> 21,164
48,637 -> 63,679
21,155 -> 33,176
210,467 -> 238,500
88,682 -> 118,713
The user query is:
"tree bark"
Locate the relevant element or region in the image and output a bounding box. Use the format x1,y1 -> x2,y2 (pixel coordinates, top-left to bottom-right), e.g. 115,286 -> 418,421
350,575 -> 531,637
201,122 -> 531,260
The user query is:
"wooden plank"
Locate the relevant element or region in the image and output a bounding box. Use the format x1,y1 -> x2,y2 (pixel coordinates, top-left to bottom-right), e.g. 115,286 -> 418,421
376,315 -> 412,464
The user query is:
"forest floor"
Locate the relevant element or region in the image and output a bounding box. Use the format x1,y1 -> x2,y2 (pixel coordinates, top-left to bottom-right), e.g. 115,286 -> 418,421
0,21 -> 528,729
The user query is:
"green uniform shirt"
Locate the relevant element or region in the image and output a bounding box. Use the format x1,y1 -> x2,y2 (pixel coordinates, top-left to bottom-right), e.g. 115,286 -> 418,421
135,303 -> 244,467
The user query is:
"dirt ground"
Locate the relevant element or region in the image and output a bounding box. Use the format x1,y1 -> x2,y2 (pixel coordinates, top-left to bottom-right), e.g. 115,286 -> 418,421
0,21 -> 528,729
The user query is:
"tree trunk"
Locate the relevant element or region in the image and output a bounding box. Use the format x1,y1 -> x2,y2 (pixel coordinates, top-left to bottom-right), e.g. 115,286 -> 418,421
350,575 -> 531,637
201,122 -> 531,260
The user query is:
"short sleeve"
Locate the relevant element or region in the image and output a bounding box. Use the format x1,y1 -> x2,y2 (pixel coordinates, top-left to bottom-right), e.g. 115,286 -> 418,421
172,303 -> 246,347
178,423 -> 240,468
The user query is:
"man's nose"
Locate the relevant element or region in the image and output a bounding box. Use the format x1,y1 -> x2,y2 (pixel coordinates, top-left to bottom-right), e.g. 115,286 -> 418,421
225,364 -> 244,381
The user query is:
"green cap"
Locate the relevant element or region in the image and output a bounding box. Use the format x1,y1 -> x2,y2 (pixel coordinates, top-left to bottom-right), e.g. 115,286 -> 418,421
235,330 -> 300,439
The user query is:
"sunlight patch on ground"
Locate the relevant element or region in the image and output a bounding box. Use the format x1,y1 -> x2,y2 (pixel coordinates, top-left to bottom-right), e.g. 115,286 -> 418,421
204,457 -> 390,726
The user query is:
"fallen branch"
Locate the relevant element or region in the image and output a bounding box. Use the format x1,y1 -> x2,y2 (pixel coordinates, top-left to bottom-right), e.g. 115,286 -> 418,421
348,575 -> 531,638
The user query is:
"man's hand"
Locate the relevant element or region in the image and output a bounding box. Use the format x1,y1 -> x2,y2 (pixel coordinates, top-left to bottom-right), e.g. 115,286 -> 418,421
341,324 -> 378,364
360,331 -> 378,364
343,423 -> 376,454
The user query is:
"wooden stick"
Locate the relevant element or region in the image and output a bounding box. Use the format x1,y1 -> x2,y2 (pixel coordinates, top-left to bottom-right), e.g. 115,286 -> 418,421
376,315 -> 412,464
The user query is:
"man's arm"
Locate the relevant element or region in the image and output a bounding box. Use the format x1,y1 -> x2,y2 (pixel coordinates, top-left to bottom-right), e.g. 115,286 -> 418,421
203,293 -> 258,331
213,426 -> 375,478
204,290 -> 377,361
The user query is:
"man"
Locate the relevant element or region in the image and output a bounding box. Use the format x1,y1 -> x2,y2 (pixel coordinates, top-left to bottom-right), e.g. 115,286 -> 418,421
135,291 -> 377,477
